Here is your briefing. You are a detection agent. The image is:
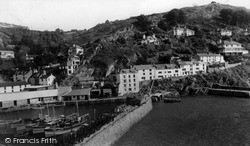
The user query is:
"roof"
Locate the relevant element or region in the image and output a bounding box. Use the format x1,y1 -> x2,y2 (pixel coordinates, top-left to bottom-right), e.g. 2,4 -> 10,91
63,88 -> 91,96
120,69 -> 137,74
0,49 -> 14,53
223,41 -> 241,46
0,81 -> 30,87
154,64 -> 178,70
197,53 -> 222,57
103,89 -> 112,93
133,65 -> 156,70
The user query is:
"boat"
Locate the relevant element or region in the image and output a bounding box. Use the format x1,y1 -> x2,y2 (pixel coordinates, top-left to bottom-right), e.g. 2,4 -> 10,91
31,104 -> 45,110
44,113 -> 89,137
14,131 -> 29,137
163,98 -> 181,103
163,91 -> 181,103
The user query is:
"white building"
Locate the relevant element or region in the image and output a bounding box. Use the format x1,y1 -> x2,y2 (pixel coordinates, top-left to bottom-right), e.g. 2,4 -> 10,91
39,74 -> 56,86
116,69 -> 140,96
220,29 -> 232,36
0,49 -> 14,59
66,55 -> 80,75
0,85 -> 58,108
179,60 -> 207,76
68,44 -> 84,56
0,82 -> 31,94
132,65 -> 157,81
194,53 -> 225,65
141,34 -> 160,45
169,27 -> 195,36
220,41 -> 248,54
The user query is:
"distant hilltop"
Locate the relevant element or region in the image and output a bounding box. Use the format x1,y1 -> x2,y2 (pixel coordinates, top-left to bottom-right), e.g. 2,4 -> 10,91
0,22 -> 28,29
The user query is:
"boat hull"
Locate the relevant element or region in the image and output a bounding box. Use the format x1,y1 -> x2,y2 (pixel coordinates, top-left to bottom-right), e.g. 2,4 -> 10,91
45,123 -> 82,137
164,98 -> 181,103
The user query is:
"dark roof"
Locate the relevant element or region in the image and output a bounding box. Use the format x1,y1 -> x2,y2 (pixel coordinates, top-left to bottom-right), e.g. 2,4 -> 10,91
0,81 -> 30,87
63,88 -> 91,96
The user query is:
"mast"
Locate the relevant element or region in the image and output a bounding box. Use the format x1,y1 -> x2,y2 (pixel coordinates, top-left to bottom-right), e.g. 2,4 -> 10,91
76,101 -> 79,116
46,103 -> 50,116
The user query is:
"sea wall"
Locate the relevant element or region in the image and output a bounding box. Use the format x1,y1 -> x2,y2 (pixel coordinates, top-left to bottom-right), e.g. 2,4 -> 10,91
75,98 -> 153,146
207,88 -> 250,98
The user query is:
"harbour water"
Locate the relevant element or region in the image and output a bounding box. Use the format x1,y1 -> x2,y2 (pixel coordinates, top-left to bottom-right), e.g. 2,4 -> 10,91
115,96 -> 250,146
0,103 -> 120,121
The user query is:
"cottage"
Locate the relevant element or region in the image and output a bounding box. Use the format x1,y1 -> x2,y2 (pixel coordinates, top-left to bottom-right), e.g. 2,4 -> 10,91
169,27 -> 195,36
62,88 -> 91,101
141,34 -> 160,45
0,49 -> 14,59
13,69 -> 37,82
194,53 -> 225,64
68,44 -> 84,56
39,74 -> 56,86
220,29 -> 232,36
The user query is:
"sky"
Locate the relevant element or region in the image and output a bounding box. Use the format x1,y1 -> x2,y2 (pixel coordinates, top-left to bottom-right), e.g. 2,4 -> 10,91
0,0 -> 250,31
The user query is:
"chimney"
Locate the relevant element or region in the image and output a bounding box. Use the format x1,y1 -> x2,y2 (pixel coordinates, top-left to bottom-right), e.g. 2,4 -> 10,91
42,70 -> 46,76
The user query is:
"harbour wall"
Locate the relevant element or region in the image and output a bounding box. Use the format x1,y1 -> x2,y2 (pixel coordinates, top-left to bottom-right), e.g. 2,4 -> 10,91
75,98 -> 153,146
207,88 -> 250,98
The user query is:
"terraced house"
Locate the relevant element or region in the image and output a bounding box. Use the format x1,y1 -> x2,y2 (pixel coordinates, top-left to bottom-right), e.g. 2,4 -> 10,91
220,40 -> 248,55
194,53 -> 225,65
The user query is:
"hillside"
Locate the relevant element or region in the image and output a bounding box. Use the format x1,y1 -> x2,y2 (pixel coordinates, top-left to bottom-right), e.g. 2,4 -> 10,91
1,2 -> 250,84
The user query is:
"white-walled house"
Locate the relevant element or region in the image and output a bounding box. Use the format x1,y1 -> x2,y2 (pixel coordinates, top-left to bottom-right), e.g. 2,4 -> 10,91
220,29 -> 232,36
220,41 -> 248,54
169,27 -> 195,36
194,53 -> 225,64
0,82 -> 30,94
66,55 -> 80,75
39,74 -> 56,86
116,69 -> 140,96
132,65 -> 157,81
68,44 -> 84,56
0,49 -> 14,59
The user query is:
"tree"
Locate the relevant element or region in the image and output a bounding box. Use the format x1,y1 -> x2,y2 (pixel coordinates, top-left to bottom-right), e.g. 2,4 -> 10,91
163,9 -> 187,26
133,15 -> 152,32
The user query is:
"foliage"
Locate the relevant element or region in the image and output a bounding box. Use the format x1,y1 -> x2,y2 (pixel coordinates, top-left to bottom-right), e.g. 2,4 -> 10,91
219,9 -> 250,26
132,15 -> 152,32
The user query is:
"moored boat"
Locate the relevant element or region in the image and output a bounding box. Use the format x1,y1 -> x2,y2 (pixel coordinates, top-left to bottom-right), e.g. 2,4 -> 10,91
45,113 -> 89,137
163,91 -> 181,103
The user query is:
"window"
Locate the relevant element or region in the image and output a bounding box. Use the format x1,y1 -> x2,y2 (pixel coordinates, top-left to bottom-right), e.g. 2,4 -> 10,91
158,71 -> 162,74
134,83 -> 136,86
123,75 -> 126,78
129,88 -> 132,91
143,73 -> 145,75
124,84 -> 126,87
14,100 -> 17,106
134,79 -> 136,82
129,84 -> 131,87
142,77 -> 145,80
128,75 -> 131,78
133,75 -> 135,78
129,79 -> 131,82
168,71 -> 171,73
175,70 -> 178,73
124,80 -> 126,83
149,69 -> 152,71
